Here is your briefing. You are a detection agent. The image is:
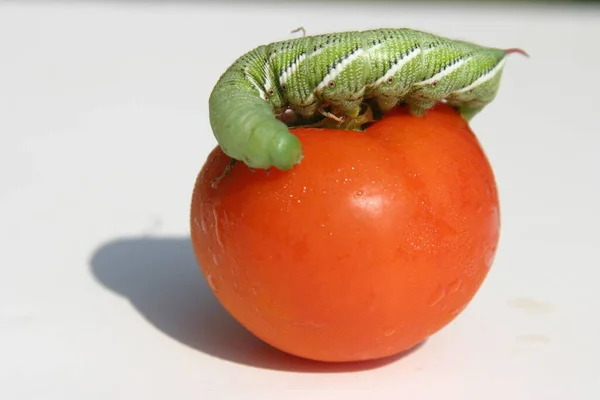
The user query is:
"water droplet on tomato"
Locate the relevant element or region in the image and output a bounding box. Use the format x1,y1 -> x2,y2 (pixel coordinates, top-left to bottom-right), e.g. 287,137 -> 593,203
383,326 -> 396,336
198,203 -> 207,233
448,279 -> 462,293
207,274 -> 218,292
429,285 -> 446,306
212,209 -> 224,250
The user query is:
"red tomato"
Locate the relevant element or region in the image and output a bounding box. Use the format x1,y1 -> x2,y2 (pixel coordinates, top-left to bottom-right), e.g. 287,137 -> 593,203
190,104 -> 500,362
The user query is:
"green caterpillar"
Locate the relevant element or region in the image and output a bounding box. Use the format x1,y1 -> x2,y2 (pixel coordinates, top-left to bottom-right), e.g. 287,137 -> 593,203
208,28 -> 526,172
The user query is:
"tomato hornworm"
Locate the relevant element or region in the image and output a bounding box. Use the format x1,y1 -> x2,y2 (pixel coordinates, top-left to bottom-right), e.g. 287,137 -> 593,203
208,28 -> 527,174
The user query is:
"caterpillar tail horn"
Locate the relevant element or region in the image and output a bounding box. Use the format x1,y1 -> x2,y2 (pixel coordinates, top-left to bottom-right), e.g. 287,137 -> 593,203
504,48 -> 529,57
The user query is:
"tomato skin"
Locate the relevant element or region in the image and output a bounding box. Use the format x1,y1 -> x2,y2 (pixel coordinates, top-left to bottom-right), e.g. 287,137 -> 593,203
190,104 -> 500,362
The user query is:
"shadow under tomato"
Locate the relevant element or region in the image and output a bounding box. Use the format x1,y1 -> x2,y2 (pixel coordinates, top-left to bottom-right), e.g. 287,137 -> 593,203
89,236 -> 424,372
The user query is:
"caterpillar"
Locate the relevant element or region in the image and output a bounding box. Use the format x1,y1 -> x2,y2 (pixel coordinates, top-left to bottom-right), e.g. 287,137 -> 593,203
208,28 -> 527,172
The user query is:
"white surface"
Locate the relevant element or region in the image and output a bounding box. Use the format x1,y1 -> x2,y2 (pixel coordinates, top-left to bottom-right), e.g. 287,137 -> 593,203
1,1 -> 599,399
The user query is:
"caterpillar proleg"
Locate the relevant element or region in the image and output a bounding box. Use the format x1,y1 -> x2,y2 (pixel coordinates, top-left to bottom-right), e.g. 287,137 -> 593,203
208,28 -> 527,171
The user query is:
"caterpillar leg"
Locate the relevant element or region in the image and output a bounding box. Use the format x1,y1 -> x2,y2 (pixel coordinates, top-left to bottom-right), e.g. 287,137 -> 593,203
456,106 -> 484,122
375,96 -> 399,115
333,98 -> 364,119
318,105 -> 344,122
210,158 -> 237,189
303,103 -> 374,130
407,100 -> 437,117
350,103 -> 375,127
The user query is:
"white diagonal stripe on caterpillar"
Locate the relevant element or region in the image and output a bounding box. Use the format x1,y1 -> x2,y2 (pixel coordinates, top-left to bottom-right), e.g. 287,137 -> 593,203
262,57 -> 275,94
244,70 -> 267,100
315,47 -> 366,91
279,53 -> 307,88
452,58 -> 506,94
414,57 -> 470,86
373,46 -> 422,86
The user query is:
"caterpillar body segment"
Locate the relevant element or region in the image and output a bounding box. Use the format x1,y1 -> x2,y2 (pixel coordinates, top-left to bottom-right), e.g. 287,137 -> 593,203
208,28 -> 526,171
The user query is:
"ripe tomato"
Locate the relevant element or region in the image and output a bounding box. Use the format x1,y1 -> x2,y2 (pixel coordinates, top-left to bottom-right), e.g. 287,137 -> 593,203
190,104 -> 500,362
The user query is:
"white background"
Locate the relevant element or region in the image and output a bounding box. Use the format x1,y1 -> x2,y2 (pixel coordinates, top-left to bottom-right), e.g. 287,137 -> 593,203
1,1 -> 599,399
